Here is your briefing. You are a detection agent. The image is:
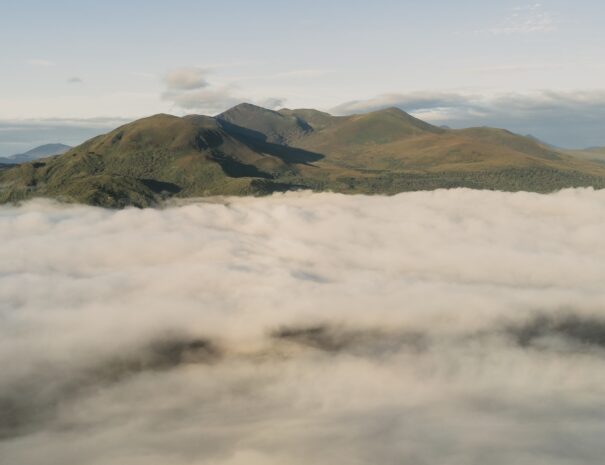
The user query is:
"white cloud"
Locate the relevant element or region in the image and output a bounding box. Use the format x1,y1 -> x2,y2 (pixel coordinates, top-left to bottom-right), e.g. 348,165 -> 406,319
164,67 -> 210,90
161,67 -> 285,114
1,190 -> 605,464
258,97 -> 286,109
331,91 -> 472,116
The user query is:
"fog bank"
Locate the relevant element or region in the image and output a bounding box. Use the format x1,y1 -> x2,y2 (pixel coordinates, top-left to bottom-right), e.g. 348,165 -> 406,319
1,189 -> 605,464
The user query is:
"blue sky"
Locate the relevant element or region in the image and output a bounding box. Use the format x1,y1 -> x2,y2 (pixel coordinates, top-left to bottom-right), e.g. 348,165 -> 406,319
1,0 -> 605,154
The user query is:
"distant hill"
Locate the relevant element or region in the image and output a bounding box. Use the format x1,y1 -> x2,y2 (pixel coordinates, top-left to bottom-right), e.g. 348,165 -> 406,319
565,147 -> 605,165
1,104 -> 605,208
0,143 -> 71,164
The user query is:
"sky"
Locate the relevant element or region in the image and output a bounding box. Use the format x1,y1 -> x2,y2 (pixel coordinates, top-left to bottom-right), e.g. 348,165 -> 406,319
1,0 -> 604,154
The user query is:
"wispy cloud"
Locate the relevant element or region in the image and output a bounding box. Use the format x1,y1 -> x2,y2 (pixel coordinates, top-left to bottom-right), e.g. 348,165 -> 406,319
161,66 -> 285,114
25,58 -> 54,67
484,3 -> 557,35
164,67 -> 209,91
162,86 -> 241,113
161,67 -> 236,113
258,97 -> 286,109
67,77 -> 83,84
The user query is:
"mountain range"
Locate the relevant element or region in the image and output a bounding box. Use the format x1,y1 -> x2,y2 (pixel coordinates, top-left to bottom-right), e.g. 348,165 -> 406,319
0,143 -> 71,165
1,103 -> 604,207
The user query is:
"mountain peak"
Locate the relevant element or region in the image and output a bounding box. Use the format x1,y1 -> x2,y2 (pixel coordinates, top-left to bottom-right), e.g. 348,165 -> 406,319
221,102 -> 279,116
3,103 -> 605,208
218,103 -> 312,144
344,106 -> 444,138
367,106 -> 425,121
380,106 -> 408,114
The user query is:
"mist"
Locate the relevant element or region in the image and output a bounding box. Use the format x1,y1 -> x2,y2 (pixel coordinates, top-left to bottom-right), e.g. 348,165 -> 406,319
1,189 -> 605,464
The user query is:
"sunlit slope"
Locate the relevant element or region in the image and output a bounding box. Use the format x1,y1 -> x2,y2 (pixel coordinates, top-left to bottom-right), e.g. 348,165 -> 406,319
565,147 -> 605,165
2,104 -> 605,207
224,105 -> 595,171
0,113 -> 317,207
222,104 -> 605,192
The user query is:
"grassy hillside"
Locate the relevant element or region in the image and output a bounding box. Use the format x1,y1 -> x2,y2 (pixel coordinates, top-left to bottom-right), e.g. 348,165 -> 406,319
289,110 -> 605,179
1,104 -> 605,207
565,147 -> 605,165
0,113 -> 314,207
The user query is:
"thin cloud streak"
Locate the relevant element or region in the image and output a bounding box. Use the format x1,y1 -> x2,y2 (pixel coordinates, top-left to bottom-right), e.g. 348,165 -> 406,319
482,3 -> 558,35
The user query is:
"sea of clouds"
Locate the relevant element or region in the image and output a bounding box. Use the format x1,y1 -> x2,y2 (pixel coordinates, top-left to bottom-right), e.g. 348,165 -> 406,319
1,189 -> 605,465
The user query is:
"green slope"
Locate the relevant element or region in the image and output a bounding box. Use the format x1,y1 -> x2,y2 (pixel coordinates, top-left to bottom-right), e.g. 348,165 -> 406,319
0,113 -> 317,207
565,147 -> 605,165
2,104 -> 605,207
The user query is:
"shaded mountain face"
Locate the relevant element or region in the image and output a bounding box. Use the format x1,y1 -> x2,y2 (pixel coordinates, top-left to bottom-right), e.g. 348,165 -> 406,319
217,103 -> 313,144
1,104 -> 605,207
0,143 -> 71,164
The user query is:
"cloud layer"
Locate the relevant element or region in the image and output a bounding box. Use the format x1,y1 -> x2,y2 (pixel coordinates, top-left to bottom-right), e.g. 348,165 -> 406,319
1,189 -> 605,464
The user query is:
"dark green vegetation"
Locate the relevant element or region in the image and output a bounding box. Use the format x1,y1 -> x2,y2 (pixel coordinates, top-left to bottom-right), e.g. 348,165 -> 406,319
1,103 -> 605,207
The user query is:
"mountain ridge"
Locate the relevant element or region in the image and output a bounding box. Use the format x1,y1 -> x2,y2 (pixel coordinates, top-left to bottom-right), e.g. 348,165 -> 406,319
1,104 -> 604,207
